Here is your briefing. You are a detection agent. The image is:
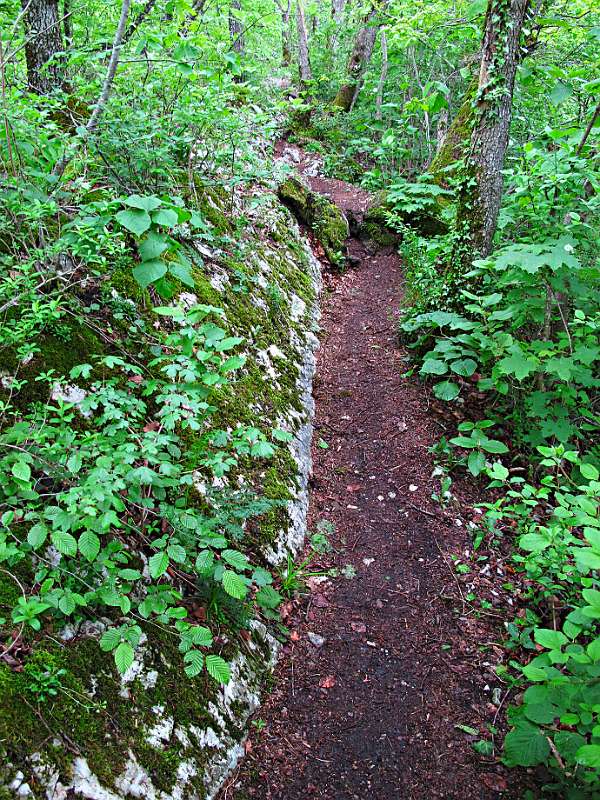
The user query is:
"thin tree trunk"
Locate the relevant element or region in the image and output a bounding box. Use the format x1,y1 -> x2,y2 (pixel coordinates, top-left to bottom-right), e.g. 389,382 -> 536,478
274,0 -> 292,66
455,0 -> 531,259
21,0 -> 64,94
52,0 -> 131,178
229,0 -> 245,81
333,0 -> 388,112
62,0 -> 72,48
296,0 -> 312,87
436,106 -> 449,151
329,0 -> 344,53
122,0 -> 157,46
375,28 -> 387,120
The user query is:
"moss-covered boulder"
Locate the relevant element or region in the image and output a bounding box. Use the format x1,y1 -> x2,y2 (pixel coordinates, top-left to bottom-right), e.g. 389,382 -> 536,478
359,190 -> 448,245
278,176 -> 349,265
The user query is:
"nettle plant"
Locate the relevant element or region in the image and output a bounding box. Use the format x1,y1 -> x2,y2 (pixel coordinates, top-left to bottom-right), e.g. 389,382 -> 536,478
0,303 -> 290,682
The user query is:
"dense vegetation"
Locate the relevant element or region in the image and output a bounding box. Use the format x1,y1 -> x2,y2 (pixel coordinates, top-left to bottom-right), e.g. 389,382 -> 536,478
0,0 -> 599,795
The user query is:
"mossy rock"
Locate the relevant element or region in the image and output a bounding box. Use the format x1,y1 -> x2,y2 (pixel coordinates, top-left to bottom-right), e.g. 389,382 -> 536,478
359,191 -> 448,245
277,176 -> 349,264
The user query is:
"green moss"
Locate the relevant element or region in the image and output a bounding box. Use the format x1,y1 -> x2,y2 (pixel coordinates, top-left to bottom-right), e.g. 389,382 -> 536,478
107,264 -> 150,304
0,320 -> 105,410
277,177 -> 348,265
429,77 -> 477,185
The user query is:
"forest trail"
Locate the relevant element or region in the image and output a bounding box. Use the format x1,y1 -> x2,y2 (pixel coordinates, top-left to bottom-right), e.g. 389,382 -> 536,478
222,154 -> 516,800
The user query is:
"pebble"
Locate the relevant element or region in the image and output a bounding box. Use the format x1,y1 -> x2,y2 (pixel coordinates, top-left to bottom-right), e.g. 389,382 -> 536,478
307,632 -> 326,648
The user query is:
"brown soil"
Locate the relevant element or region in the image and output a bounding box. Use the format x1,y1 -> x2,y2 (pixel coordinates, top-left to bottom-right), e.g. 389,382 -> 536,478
220,160 -> 525,800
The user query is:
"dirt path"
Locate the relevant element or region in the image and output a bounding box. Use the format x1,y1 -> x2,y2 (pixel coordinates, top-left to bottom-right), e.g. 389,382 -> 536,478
221,162 -> 519,799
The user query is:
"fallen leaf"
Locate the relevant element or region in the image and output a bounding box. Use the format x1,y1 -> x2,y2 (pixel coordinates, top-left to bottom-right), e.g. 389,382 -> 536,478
350,622 -> 366,633
290,630 -> 300,642
319,675 -> 336,689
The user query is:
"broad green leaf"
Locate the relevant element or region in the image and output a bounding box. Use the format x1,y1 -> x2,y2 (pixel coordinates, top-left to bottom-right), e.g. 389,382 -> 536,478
114,641 -> 135,674
152,208 -> 179,228
549,81 -> 572,106
205,653 -> 230,683
503,724 -> 550,766
51,530 -> 78,557
195,549 -> 215,574
133,259 -> 167,288
498,349 -> 537,381
12,461 -> 31,482
577,744 -> 600,768
450,358 -> 477,377
222,549 -> 250,571
519,532 -> 551,552
124,194 -> 162,211
581,463 -> 600,481
168,259 -> 195,288
139,232 -> 168,261
481,439 -> 509,454
183,650 -> 204,677
116,209 -> 152,236
79,530 -> 101,562
420,358 -> 447,375
27,523 -> 48,549
149,550 -> 169,579
433,381 -> 460,401
100,628 -> 122,652
534,628 -> 567,651
222,569 -> 248,599
468,450 -> 486,476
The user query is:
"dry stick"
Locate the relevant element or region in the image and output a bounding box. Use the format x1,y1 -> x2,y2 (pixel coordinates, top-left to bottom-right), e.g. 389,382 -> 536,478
576,99 -> 600,156
52,0 -> 131,180
375,28 -> 388,121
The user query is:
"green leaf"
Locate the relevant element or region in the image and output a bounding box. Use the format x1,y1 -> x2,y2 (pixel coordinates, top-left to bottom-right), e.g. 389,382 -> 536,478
576,744 -> 600,768
195,549 -> 214,574
433,381 -> 460,401
99,627 -> 121,652
498,349 -> 538,381
256,585 -> 282,609
114,641 -> 135,674
587,638 -> 600,662
183,650 -> 204,677
468,451 -> 486,476
124,194 -> 162,212
519,532 -> 551,552
168,259 -> 195,288
534,628 -> 567,651
205,654 -> 231,683
450,358 -> 477,377
139,232 -> 168,261
488,462 -> 509,481
58,593 -> 76,615
222,569 -> 248,600
503,724 -> 550,766
79,530 -> 101,562
149,551 -> 169,579
222,549 -> 250,571
581,463 -> 600,481
27,523 -> 48,549
480,439 -> 509,454
132,259 -> 167,288
12,461 -> 31,482
420,358 -> 447,375
152,208 -> 179,228
549,81 -> 572,106
167,544 -> 186,564
51,530 -> 78,557
116,209 -> 152,237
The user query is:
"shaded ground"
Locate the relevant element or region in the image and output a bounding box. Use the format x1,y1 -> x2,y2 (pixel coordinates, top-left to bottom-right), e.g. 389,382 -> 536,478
220,156 -> 526,799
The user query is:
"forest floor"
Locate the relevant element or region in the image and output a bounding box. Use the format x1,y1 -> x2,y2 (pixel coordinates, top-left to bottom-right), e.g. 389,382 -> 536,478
219,149 -> 529,799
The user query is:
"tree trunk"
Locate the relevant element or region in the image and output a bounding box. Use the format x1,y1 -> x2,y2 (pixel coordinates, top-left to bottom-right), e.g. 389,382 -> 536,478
455,0 -> 531,259
229,0 -> 245,81
21,0 -> 64,94
329,0 -> 344,53
375,28 -> 387,120
275,0 -> 292,66
62,0 -> 72,48
435,106 -> 449,151
296,0 -> 312,87
333,0 -> 388,112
